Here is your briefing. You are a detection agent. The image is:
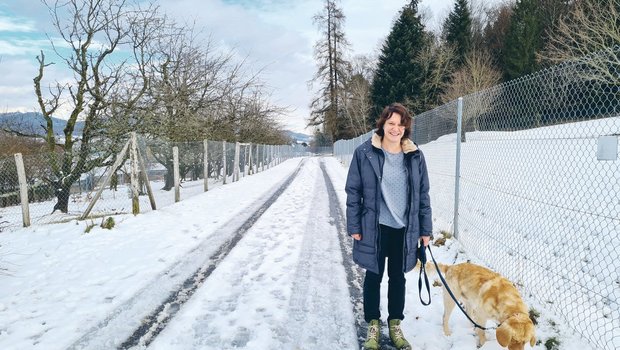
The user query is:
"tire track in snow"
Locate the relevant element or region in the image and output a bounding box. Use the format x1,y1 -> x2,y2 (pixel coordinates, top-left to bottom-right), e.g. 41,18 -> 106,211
281,158 -> 358,348
146,157 -> 332,348
319,158 -> 366,349
113,158 -> 308,349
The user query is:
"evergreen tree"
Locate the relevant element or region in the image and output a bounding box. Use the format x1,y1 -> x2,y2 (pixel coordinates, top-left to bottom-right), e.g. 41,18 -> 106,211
502,0 -> 544,80
443,0 -> 473,66
370,0 -> 428,122
308,0 -> 351,142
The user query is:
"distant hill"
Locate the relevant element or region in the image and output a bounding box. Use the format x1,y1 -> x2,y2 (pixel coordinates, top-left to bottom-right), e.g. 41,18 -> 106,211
0,112 -> 84,137
285,130 -> 312,144
1,112 -> 311,144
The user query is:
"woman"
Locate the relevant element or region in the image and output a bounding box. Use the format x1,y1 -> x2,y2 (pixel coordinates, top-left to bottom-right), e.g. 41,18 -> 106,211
345,103 -> 432,350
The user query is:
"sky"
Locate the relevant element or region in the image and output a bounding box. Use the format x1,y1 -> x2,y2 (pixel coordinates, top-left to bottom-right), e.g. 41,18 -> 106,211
1,118 -> 617,349
0,0 -> 500,135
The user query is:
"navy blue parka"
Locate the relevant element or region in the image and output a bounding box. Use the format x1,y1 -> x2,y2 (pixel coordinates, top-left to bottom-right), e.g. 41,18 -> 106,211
345,133 -> 432,274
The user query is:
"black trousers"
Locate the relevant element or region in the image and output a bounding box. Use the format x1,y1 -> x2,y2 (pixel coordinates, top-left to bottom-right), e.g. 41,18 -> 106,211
363,224 -> 406,322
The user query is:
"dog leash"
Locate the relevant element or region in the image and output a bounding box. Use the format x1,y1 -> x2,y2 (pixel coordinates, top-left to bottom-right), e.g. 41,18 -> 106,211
417,244 -> 496,331
417,242 -> 431,306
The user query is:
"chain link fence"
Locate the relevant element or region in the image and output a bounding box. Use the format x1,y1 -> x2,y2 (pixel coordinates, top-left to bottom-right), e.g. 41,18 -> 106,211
335,47 -> 620,349
0,135 -> 305,232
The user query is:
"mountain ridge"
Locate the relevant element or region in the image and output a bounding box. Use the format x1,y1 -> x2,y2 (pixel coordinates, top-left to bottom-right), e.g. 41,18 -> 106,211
0,111 -> 85,137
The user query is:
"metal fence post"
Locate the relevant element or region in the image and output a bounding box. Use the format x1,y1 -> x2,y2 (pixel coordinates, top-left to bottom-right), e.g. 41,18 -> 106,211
453,97 -> 463,239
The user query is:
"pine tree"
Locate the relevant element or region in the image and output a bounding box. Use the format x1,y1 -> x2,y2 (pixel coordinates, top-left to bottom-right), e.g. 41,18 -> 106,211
309,0 -> 351,142
443,0 -> 473,66
370,0 -> 428,122
502,0 -> 544,81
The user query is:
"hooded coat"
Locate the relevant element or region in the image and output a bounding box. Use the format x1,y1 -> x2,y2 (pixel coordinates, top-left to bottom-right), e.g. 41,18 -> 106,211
345,133 -> 432,274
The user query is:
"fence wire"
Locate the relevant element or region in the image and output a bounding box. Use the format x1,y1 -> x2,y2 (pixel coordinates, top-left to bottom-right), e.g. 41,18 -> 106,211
335,47 -> 620,349
0,136 -> 305,232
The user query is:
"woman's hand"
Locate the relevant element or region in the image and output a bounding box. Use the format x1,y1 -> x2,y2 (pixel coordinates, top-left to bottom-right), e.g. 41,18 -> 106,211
420,235 -> 430,247
351,233 -> 362,240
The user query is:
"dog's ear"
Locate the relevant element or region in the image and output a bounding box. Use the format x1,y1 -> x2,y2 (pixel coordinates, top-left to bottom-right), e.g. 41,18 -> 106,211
496,323 -> 512,347
529,334 -> 536,347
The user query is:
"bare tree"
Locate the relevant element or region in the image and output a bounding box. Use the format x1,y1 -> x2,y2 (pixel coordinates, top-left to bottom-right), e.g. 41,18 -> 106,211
139,23 -> 287,189
33,0 -> 161,213
539,0 -> 620,85
469,0 -> 496,48
482,1 -> 513,69
237,90 -> 289,144
418,36 -> 458,110
139,25 -> 237,189
341,54 -> 374,136
441,50 -> 502,133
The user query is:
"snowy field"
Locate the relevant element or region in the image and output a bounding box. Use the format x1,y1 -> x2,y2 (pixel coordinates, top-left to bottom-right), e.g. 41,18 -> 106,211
418,117 -> 619,350
0,161 -> 263,230
0,145 -> 611,349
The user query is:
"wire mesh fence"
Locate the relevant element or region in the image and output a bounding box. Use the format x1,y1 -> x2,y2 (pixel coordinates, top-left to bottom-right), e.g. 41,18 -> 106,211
0,135 -> 306,232
335,47 -> 620,349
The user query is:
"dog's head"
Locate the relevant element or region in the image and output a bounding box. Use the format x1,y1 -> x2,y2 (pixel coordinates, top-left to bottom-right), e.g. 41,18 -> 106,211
496,313 -> 536,350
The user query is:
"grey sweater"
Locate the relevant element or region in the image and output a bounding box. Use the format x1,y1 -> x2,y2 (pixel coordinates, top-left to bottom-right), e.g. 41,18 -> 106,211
379,149 -> 408,229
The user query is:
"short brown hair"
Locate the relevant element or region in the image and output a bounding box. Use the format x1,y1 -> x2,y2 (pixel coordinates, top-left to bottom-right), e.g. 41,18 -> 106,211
375,103 -> 412,140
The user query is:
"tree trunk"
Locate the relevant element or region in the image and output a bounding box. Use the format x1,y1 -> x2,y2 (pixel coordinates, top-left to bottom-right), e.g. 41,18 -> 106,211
52,182 -> 71,213
163,165 -> 174,191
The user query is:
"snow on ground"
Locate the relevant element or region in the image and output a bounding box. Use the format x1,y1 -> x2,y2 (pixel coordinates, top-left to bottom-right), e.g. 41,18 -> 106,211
0,152 -> 602,350
149,157 -> 357,349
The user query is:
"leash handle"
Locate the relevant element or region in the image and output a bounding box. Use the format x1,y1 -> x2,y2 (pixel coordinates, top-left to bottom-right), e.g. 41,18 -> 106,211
426,245 -> 493,331
417,242 -> 431,306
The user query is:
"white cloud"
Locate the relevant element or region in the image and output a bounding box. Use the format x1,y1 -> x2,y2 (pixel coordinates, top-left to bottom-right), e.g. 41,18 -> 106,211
0,15 -> 35,32
4,0 -> 502,134
0,39 -> 43,56
0,57 -> 73,115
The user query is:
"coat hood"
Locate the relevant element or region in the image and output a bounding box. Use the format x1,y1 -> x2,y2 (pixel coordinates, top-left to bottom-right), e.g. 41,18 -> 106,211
371,132 -> 418,154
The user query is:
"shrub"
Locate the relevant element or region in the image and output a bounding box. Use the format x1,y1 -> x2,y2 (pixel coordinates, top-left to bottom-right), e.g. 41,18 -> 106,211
101,217 -> 115,230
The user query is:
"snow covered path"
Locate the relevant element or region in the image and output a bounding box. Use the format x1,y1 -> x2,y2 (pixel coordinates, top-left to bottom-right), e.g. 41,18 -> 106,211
148,157 -> 358,349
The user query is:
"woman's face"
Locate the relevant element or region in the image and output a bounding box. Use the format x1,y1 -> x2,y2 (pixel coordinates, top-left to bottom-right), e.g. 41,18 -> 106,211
383,112 -> 405,143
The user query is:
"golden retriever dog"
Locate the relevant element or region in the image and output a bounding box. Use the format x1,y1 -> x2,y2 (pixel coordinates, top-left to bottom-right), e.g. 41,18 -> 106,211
426,262 -> 536,350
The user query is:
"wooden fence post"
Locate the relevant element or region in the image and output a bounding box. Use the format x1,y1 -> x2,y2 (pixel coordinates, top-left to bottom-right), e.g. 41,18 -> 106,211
203,139 -> 209,192
233,142 -> 240,182
136,144 -> 156,210
222,141 -> 227,184
13,153 -> 30,227
243,144 -> 248,177
248,143 -> 253,175
261,144 -> 265,172
173,146 -> 180,202
81,138 -> 131,219
130,133 -> 140,215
